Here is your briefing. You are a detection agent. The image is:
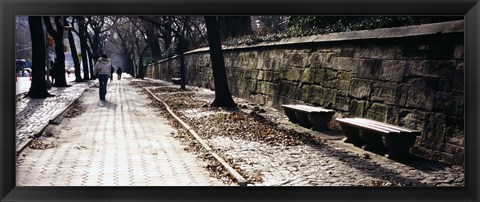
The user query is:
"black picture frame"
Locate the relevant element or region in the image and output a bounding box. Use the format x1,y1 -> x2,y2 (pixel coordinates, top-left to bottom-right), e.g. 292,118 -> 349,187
1,0 -> 479,201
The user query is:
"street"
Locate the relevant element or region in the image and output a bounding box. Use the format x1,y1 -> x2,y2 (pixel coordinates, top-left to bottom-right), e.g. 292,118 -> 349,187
16,74 -> 76,95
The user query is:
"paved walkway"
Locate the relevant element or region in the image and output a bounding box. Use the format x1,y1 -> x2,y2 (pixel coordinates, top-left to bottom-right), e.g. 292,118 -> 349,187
15,79 -> 90,151
16,77 -> 226,186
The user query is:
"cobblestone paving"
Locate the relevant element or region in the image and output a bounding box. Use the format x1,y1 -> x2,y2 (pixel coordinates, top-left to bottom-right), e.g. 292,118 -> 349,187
16,78 -> 226,186
184,84 -> 465,186
209,136 -> 464,186
15,82 -> 90,150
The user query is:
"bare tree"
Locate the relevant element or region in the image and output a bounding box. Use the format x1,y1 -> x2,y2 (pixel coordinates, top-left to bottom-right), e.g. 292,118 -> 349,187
43,16 -> 69,87
65,17 -> 82,82
74,16 -> 92,80
16,16 -> 32,59
26,16 -> 52,98
204,16 -> 236,107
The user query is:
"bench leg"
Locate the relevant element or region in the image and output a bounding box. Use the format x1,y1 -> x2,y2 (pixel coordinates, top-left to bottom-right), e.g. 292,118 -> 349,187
283,108 -> 298,123
295,111 -> 313,128
382,135 -> 416,159
338,123 -> 364,147
359,130 -> 387,155
309,113 -> 333,131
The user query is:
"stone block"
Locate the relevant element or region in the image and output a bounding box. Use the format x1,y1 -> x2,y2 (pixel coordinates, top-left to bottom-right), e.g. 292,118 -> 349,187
368,44 -> 397,60
299,85 -> 312,101
309,53 -> 322,68
405,87 -> 435,111
353,44 -> 370,58
323,79 -> 338,89
405,78 -> 449,111
446,135 -> 464,147
310,85 -> 326,106
349,78 -> 373,100
266,83 -> 279,96
331,57 -> 359,72
301,68 -> 315,83
338,47 -> 355,57
434,92 -> 464,117
386,106 -> 400,125
270,58 -> 281,71
356,59 -> 382,79
250,70 -> 259,80
334,96 -> 350,112
399,109 -> 426,131
349,99 -> 367,117
249,80 -> 258,93
440,143 -> 464,158
256,70 -> 265,81
324,69 -> 338,81
370,82 -> 399,105
336,80 -> 350,91
255,58 -> 265,70
258,82 -> 268,95
313,69 -> 327,85
250,94 -> 266,105
395,84 -> 408,106
406,60 -> 455,79
323,89 -> 337,109
421,112 -> 447,149
365,103 -> 388,122
284,68 -> 302,81
378,60 -> 406,82
287,52 -> 305,67
338,72 -> 352,81
279,80 -> 292,96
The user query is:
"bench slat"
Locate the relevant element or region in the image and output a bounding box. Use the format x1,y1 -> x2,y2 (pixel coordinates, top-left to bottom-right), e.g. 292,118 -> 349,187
282,104 -> 334,113
353,118 -> 418,133
346,118 -> 402,133
336,118 -> 392,134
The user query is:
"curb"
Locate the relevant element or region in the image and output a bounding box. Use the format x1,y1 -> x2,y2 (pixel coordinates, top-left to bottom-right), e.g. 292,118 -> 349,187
16,85 -> 90,156
139,84 -> 248,186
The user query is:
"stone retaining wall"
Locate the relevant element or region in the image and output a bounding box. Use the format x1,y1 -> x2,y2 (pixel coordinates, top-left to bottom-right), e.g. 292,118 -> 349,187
146,20 -> 464,165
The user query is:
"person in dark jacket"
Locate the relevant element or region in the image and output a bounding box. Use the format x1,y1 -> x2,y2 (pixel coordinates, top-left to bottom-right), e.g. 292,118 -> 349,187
110,66 -> 114,82
116,66 -> 123,80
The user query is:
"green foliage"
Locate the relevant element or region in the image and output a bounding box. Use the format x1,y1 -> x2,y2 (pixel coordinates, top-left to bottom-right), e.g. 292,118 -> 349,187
223,16 -> 463,47
285,16 -> 463,36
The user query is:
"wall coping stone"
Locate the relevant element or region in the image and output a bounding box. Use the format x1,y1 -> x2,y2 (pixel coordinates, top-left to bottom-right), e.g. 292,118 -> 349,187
154,20 -> 463,64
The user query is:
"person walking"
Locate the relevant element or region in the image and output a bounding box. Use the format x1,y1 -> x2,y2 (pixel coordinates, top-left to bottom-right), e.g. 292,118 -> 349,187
110,66 -> 114,82
94,54 -> 112,101
116,66 -> 123,80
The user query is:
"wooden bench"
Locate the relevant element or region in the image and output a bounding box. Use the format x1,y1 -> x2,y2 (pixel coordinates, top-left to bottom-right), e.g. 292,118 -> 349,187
171,77 -> 181,84
282,104 -> 335,131
336,117 -> 420,159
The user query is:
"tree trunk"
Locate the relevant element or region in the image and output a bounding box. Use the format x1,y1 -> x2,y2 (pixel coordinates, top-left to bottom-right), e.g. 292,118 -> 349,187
179,17 -> 189,90
87,44 -> 96,79
163,17 -> 173,59
137,46 -> 149,79
142,21 -> 162,61
27,16 -> 52,98
66,19 -> 82,82
43,16 -> 69,87
204,16 -> 236,108
77,17 -> 90,80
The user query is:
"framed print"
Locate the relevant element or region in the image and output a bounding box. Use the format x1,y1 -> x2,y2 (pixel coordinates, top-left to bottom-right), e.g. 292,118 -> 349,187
1,0 -> 479,201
